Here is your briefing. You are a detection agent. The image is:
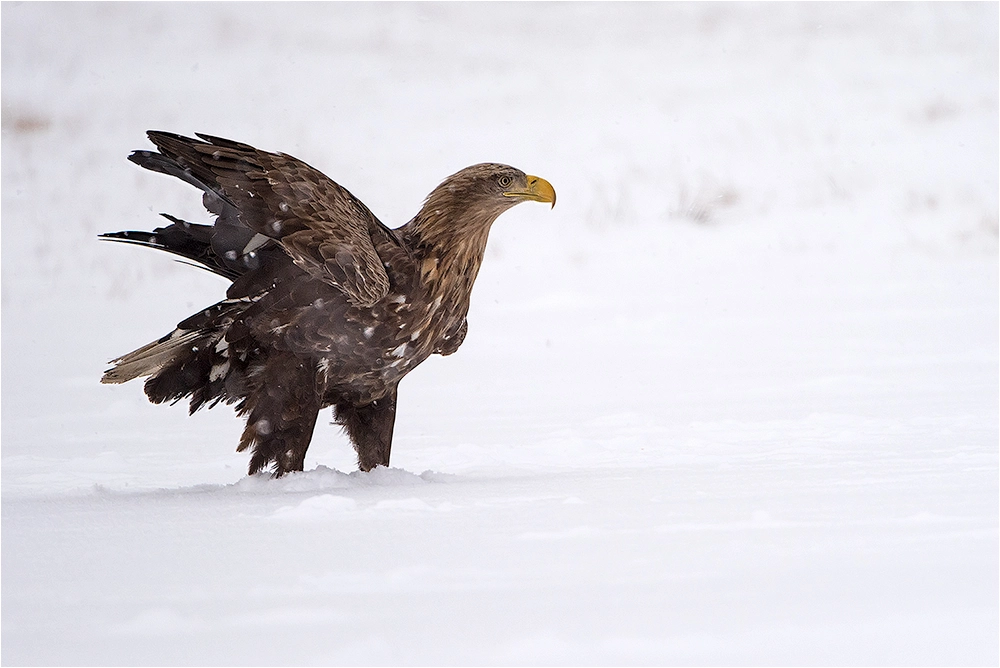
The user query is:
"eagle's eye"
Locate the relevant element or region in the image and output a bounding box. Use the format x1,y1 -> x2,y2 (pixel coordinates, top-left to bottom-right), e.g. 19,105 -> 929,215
497,175 -> 514,189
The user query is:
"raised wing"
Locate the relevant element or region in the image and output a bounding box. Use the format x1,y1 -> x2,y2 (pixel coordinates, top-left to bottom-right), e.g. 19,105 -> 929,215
137,131 -> 391,307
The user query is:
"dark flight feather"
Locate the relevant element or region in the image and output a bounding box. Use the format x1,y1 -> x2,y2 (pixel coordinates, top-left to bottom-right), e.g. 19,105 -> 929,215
102,132 -> 555,476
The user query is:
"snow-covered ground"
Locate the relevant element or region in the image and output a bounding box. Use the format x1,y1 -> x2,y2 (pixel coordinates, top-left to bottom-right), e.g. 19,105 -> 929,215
2,3 -> 997,665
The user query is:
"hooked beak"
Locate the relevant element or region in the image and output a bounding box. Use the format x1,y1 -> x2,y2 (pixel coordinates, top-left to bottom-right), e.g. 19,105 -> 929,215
504,175 -> 556,209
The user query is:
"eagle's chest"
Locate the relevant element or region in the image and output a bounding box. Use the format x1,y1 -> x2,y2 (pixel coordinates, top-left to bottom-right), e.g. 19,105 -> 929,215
371,287 -> 465,368
368,254 -> 473,364
312,284 -> 466,400
295,245 -> 480,402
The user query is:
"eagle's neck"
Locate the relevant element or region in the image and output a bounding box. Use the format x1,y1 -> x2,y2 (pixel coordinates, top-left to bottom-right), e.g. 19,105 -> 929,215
401,195 -> 507,312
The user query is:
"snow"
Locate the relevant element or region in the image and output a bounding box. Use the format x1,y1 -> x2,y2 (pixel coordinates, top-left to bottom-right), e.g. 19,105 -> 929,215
2,2 -> 997,665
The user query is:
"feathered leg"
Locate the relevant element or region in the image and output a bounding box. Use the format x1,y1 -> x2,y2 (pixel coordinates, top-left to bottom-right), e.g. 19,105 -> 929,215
237,353 -> 322,476
334,391 -> 397,472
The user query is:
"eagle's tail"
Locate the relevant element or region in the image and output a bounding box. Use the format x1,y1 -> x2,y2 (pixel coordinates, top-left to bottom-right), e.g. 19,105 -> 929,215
103,297 -> 324,478
102,299 -> 251,414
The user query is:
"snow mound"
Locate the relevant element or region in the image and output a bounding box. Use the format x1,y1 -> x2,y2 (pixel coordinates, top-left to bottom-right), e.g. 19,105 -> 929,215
232,465 -> 441,494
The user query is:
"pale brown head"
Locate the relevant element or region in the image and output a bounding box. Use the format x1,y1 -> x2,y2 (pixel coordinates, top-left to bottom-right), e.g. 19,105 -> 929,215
417,162 -> 556,239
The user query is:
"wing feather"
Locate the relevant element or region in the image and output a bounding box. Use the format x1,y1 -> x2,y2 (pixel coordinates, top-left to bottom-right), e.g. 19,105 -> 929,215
145,131 -> 391,307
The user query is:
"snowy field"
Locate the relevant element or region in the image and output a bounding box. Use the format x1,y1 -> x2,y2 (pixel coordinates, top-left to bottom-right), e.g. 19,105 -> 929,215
2,3 -> 997,665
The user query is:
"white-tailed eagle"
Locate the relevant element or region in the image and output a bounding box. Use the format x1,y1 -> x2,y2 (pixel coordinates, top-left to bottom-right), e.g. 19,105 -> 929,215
102,132 -> 555,475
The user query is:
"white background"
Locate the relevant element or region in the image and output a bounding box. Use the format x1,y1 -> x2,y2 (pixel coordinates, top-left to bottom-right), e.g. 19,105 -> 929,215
2,3 -> 997,665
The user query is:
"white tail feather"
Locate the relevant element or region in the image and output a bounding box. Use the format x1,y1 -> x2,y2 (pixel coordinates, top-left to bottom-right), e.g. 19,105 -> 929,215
101,330 -> 203,384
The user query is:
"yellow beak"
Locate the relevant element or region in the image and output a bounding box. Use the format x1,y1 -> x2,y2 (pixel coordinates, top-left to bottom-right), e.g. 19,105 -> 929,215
504,175 -> 556,208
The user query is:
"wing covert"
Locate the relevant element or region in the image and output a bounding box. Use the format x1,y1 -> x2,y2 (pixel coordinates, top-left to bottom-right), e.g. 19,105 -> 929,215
146,131 -> 391,307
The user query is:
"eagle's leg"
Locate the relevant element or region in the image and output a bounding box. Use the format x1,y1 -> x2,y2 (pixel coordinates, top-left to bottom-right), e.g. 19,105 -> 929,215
237,354 -> 322,477
334,390 -> 397,472
247,407 -> 320,476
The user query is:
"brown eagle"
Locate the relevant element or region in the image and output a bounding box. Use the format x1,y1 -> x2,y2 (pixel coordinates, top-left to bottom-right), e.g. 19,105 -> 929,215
101,132 -> 555,476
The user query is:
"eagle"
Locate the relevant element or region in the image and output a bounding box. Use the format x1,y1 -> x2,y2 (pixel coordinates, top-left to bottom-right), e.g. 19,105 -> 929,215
101,131 -> 555,476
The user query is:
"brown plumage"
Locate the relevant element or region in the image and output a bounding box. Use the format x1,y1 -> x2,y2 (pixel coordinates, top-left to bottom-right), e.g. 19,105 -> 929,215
101,131 -> 555,476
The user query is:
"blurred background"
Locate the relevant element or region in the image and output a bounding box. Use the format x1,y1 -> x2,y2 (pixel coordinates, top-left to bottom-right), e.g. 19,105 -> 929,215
2,3 -> 997,664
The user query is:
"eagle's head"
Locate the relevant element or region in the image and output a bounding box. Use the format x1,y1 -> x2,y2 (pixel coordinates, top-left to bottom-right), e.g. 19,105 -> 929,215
407,163 -> 555,255
420,163 -> 555,222
449,162 -> 556,209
